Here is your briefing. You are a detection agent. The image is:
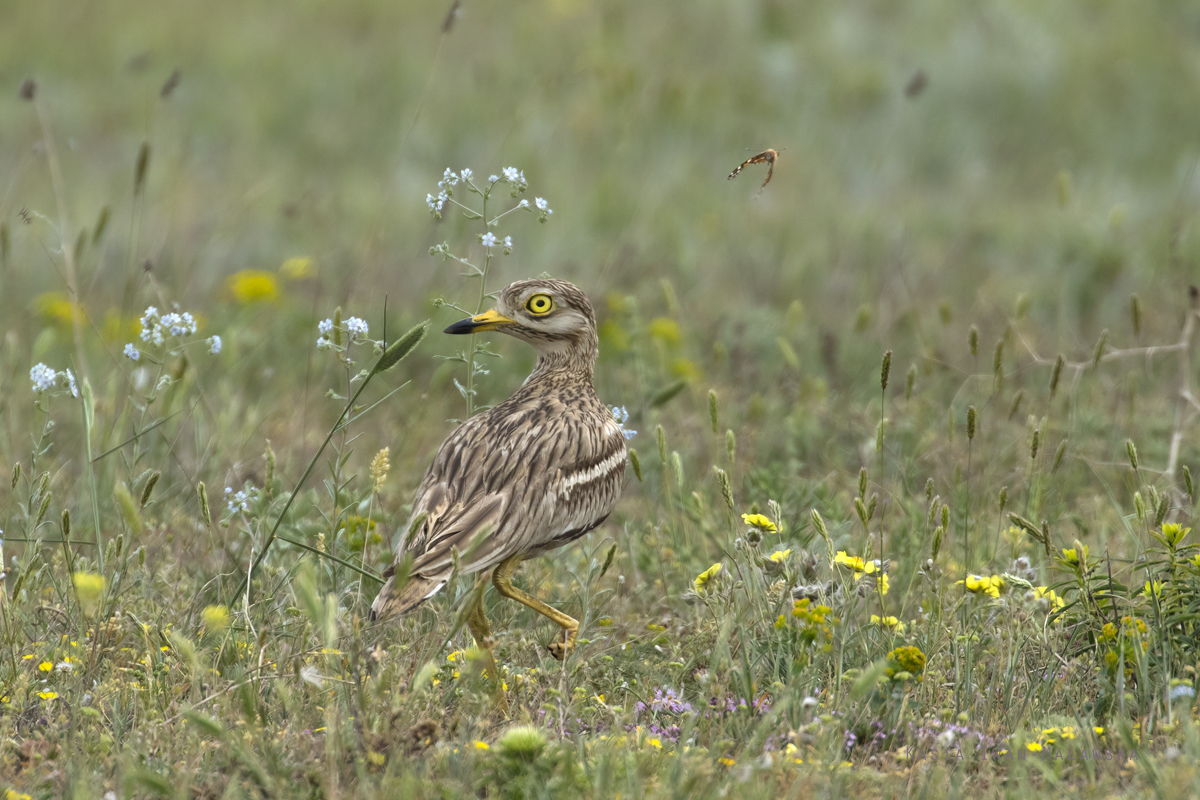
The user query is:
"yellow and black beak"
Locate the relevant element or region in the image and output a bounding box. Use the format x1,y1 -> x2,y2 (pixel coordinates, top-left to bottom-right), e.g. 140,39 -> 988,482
444,309 -> 517,335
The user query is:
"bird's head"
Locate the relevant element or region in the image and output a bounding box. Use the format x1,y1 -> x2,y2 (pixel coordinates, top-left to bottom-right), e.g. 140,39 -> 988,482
444,278 -> 598,373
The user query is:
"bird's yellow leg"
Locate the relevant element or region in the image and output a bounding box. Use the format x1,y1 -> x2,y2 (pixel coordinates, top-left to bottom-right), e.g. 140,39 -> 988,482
492,553 -> 579,661
465,581 -> 508,710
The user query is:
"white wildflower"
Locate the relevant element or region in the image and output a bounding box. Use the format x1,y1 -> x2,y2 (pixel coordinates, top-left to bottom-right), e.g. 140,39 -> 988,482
64,368 -> 78,398
346,317 -> 369,339
611,406 -> 637,439
123,344 -> 140,361
30,363 -> 57,393
480,232 -> 497,248
318,318 -> 334,335
535,197 -> 553,214
460,167 -> 473,181
519,199 -> 530,208
208,335 -> 222,355
488,174 -> 500,183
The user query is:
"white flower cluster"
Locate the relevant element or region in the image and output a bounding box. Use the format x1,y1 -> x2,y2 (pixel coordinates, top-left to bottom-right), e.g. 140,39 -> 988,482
29,363 -> 78,398
128,305 -> 218,358
611,406 -> 637,439
316,316 -> 370,350
224,486 -> 256,514
139,306 -> 197,346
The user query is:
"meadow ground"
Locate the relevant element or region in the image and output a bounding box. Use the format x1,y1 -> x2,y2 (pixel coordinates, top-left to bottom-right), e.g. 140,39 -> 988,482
4,0 -> 1200,797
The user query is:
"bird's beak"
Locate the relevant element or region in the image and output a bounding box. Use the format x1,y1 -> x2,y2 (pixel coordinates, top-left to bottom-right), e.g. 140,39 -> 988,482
444,308 -> 517,334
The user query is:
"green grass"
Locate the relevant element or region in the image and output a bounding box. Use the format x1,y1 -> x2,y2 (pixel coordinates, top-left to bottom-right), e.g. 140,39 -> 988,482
4,0 -> 1200,796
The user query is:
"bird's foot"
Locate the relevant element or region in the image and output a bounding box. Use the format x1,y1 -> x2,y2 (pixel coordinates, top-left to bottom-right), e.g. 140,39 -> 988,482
547,628 -> 578,661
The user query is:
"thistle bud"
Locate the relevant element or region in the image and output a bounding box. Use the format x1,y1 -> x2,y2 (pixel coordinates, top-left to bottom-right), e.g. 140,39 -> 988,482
1130,294 -> 1141,338
859,467 -> 868,498
880,350 -> 892,392
656,424 -> 667,464
198,482 -> 212,528
1091,329 -> 1108,371
1008,389 -> 1024,420
1050,355 -> 1064,399
969,326 -> 978,357
967,406 -> 977,440
1053,440 -> 1067,473
708,390 -> 719,434
906,365 -> 916,400
1126,440 -> 1138,471
628,449 -> 643,482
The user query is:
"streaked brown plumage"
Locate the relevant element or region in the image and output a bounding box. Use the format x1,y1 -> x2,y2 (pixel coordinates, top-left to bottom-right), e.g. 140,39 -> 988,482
370,279 -> 626,662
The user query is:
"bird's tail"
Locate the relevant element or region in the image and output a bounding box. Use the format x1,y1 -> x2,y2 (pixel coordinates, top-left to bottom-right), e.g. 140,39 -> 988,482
369,573 -> 446,622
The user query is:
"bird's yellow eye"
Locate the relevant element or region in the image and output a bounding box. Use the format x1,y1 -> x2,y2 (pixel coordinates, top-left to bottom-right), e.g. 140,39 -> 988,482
525,293 -> 554,316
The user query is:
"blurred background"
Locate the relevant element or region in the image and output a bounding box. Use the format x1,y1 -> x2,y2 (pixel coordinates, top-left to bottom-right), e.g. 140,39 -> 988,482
2,0 -> 1200,565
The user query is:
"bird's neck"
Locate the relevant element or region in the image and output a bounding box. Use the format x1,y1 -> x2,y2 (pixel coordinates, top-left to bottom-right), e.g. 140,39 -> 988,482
527,331 -> 598,386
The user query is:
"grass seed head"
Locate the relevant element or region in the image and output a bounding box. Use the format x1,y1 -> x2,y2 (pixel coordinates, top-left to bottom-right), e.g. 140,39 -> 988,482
1126,439 -> 1138,471
1053,440 -> 1067,473
708,389 -> 719,433
9,461 -> 18,490
925,478 -> 934,503
628,448 -> 642,481
880,349 -> 892,391
1050,354 -> 1064,398
969,325 -> 978,356
1185,465 -> 1194,498
906,364 -> 916,399
61,508 -> 70,537
134,141 -> 151,195
370,447 -> 390,492
656,424 -> 667,463
140,471 -> 160,508
859,467 -> 868,498
1130,294 -> 1141,337
1092,329 -> 1108,370
967,405 -> 977,440
1008,389 -> 1024,420
198,481 -> 212,528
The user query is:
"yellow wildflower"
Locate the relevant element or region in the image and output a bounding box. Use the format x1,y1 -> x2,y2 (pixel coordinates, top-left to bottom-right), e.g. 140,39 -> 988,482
279,256 -> 315,280
694,563 -> 723,594
718,756 -> 736,767
202,605 -> 231,635
72,571 -> 105,618
768,549 -> 791,563
957,574 -> 1004,598
1142,580 -> 1163,600
1158,522 -> 1190,548
834,551 -> 868,572
38,662 -> 53,672
1032,586 -> 1064,610
6,790 -> 33,800
37,691 -> 58,701
887,646 -> 926,675
35,292 -> 85,328
474,740 -> 489,750
646,738 -> 662,749
446,650 -> 464,663
227,270 -> 279,304
649,317 -> 681,345
870,615 -> 904,632
742,513 -> 778,533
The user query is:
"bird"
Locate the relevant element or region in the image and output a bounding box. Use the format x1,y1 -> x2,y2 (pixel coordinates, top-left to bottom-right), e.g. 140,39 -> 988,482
370,278 -> 628,666
727,148 -> 781,190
